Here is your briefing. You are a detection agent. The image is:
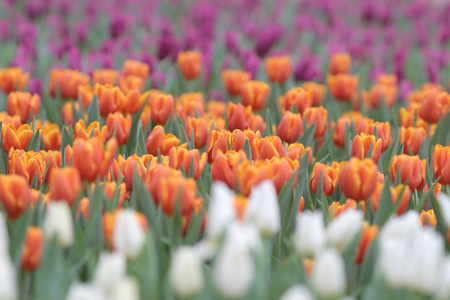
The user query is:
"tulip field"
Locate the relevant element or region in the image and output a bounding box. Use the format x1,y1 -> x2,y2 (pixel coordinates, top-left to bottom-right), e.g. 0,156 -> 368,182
2,0 -> 450,299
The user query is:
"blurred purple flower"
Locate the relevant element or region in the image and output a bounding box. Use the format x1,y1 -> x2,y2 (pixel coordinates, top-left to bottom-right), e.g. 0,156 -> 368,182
29,78 -> 42,96
150,71 -> 166,90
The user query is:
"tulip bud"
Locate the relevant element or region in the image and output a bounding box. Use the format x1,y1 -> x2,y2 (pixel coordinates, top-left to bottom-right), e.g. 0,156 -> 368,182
93,252 -> 127,294
222,69 -> 251,96
245,180 -> 280,235
389,155 -> 426,191
109,276 -> 140,300
106,113 -> 132,146
205,182 -> 236,239
0,174 -> 31,220
312,249 -> 346,298
433,145 -> 450,186
350,133 -> 383,163
279,285 -> 314,300
149,93 -> 174,126
309,162 -> 340,197
303,107 -> 328,138
0,255 -> 19,300
327,74 -> 359,102
328,53 -> 351,75
48,167 -> 82,207
339,158 -> 379,201
241,80 -> 270,111
294,211 -> 326,257
113,209 -> 146,259
122,59 -> 149,80
277,112 -> 303,144
21,226 -> 43,272
177,51 -> 202,81
0,67 -> 30,94
169,246 -> 204,298
185,117 -> 208,149
6,92 -> 40,123
327,209 -> 364,251
265,55 -> 292,84
66,283 -> 106,300
399,127 -> 426,155
44,201 -> 74,248
49,69 -> 90,100
93,69 -> 119,85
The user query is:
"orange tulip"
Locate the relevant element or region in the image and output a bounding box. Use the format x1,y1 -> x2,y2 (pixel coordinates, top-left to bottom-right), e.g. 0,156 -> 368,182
106,113 -> 132,146
117,88 -> 148,115
121,59 -> 149,80
270,157 -> 299,193
8,149 -> 45,187
265,55 -> 292,84
73,120 -> 106,141
235,195 -> 248,220
211,150 -> 247,189
281,87 -> 312,115
241,80 -> 270,111
177,51 -> 202,81
158,174 -> 197,217
340,158 -> 378,200
256,136 -> 287,160
146,125 -> 183,156
0,174 -> 31,220
94,84 -> 122,117
76,197 -> 90,220
355,222 -> 378,265
419,90 -> 450,124
169,147 -> 207,180
6,92 -> 40,123
287,143 -> 312,164
207,101 -> 227,119
222,69 -> 251,96
432,145 -> 450,185
39,150 -> 61,184
21,226 -> 43,272
48,167 -> 82,207
41,124 -> 61,151
329,199 -> 358,218
0,67 -> 30,93
390,155 -> 426,191
92,69 -> 119,85
303,82 -> 326,107
101,182 -> 127,208
61,101 -> 80,126
277,111 -> 303,144
2,124 -> 33,152
234,160 -> 273,196
140,106 -> 152,130
310,162 -> 340,196
248,114 -> 267,133
72,137 -> 118,182
389,184 -> 412,216
227,102 -> 252,131
399,126 -> 426,155
206,130 -> 231,163
303,107 -> 328,138
362,84 -> 397,109
419,210 -> 437,228
149,93 -> 174,125
185,117 -> 208,149
230,129 -> 261,158
0,112 -> 22,129
118,75 -> 145,93
361,121 -> 392,152
49,69 -> 90,99
327,74 -> 359,102
328,53 -> 351,75
123,154 -> 147,191
351,133 -> 382,163
175,93 -> 205,122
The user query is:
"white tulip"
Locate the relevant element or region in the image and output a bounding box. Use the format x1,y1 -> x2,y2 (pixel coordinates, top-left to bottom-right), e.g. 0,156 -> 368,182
44,201 -> 74,248
435,257 -> 450,300
312,248 -> 346,299
439,192 -> 450,227
113,209 -> 146,259
213,222 -> 255,299
0,256 -> 18,300
110,276 -> 140,300
92,252 -> 126,294
205,182 -> 236,239
0,213 -> 9,257
66,283 -> 106,300
278,284 -> 314,300
326,209 -> 363,251
246,180 -> 280,235
169,246 -> 204,298
193,239 -> 217,261
294,211 -> 326,257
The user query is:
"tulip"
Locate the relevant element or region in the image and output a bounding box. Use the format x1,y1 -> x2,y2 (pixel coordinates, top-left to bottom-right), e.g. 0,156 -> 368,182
93,69 -> 119,85
113,209 -> 146,259
328,53 -> 351,75
49,69 -> 90,99
294,211 -> 326,257
245,180 -> 280,235
265,55 -> 292,84
169,246 -> 204,298
6,92 -> 40,123
327,74 -> 359,102
175,92 -> 205,122
388,184 -> 412,216
399,126 -> 426,155
310,162 -> 340,197
205,182 -> 237,240
287,143 -> 312,164
118,75 -> 144,93
117,89 -> 148,115
158,174 -> 197,217
279,285 -> 314,300
362,84 -> 397,109
0,255 -> 19,300
433,145 -> 450,186
2,124 -> 33,152
390,155 -> 426,191
249,114 -> 267,133
277,111 -> 303,144
256,136 -> 287,160
185,117 -> 208,149
121,59 -> 149,80
303,82 -> 326,107
312,249 -> 346,298
169,148 -> 207,180
40,124 -> 60,151
66,284 -> 106,300
149,93 -> 174,125
206,130 -> 231,163
21,226 -> 43,272
92,252 -> 126,294
210,150 -> 246,189
340,158 -> 378,200
222,69 -> 251,96
0,174 -> 31,221
270,157 -> 300,193
106,113 -> 132,146
48,167 -> 81,207
122,154 -> 147,191
282,87 -> 312,115
241,80 -> 270,111
355,222 -> 378,265
146,125 -> 182,156
76,197 -> 89,221
327,209 -> 364,251
227,102 -> 252,131
419,210 -> 437,228
72,137 -> 118,182
419,90 -> 450,124
8,149 -> 45,187
303,107 -> 328,138
350,133 -> 383,163
101,182 -> 127,208
177,51 -> 202,81
0,67 -> 30,93
73,120 -> 106,141
109,277 -> 140,300
44,201 -> 74,248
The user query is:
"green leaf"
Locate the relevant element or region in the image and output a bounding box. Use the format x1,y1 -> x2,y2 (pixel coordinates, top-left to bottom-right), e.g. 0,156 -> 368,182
299,118 -> 316,147
86,94 -> 100,125
188,129 -> 196,150
124,104 -> 148,156
26,129 -> 41,152
243,138 -> 253,161
374,175 -> 393,227
60,126 -> 72,167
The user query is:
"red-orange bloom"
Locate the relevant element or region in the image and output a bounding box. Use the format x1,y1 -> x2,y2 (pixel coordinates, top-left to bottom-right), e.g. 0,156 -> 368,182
419,210 -> 437,228
329,199 -> 358,218
48,167 -> 82,207
303,82 -> 326,107
72,137 -> 118,182
256,136 -> 287,160
2,124 -> 33,152
265,56 -> 292,84
123,154 -> 147,191
310,162 -> 340,196
185,117 -> 208,149
206,130 -> 231,163
118,75 -> 145,93
0,174 -> 31,220
328,53 -> 351,75
92,69 -> 119,85
277,111 -> 303,144
169,147 -> 207,180
0,67 -> 30,93
21,226 -> 43,272
49,69 -> 90,99
419,90 -> 450,124
281,87 -> 312,115
287,143 -> 313,165
361,121 -> 392,152
390,155 -> 426,191
175,93 -> 205,122
222,69 -> 251,96
117,88 -> 148,115
121,59 -> 149,81
211,150 -> 247,189
39,150 -> 61,184
340,158 -> 379,200
241,81 -> 270,111
399,126 -> 426,155
390,184 -> 412,216
355,222 -> 378,265
146,125 -> 183,156
327,74 -> 359,102
432,145 -> 450,185
101,182 -> 128,208
106,113 -> 132,146
6,92 -> 40,123
303,107 -> 328,138
351,133 -> 383,163
8,149 -> 45,187
94,84 -> 122,117
42,124 -> 61,151
149,93 -> 175,125
227,102 -> 252,131
73,120 -> 106,141
158,174 -> 197,217
362,84 -> 397,109
177,51 -> 202,81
